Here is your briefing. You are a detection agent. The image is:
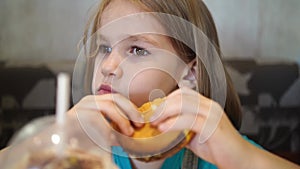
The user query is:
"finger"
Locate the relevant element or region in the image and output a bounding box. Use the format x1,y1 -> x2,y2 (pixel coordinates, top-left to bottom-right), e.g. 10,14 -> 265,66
107,94 -> 144,125
158,103 -> 224,144
73,97 -> 135,136
94,94 -> 144,128
96,100 -> 135,136
83,94 -> 144,124
151,90 -> 219,126
157,114 -> 204,133
151,93 -> 201,125
131,121 -> 145,128
75,95 -> 144,128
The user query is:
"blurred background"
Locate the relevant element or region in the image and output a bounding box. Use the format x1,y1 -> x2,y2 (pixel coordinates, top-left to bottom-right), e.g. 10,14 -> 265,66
0,0 -> 299,164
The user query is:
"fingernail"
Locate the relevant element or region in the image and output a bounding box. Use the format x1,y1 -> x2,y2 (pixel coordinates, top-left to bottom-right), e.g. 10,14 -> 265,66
150,117 -> 158,126
158,124 -> 167,131
128,127 -> 134,135
134,122 -> 144,128
150,104 -> 163,122
138,116 -> 144,123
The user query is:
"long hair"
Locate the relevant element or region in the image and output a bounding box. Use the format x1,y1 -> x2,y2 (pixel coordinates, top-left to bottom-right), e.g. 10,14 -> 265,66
82,0 -> 242,129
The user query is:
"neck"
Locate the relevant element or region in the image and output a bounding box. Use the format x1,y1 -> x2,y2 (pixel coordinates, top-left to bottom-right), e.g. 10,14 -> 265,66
131,158 -> 165,169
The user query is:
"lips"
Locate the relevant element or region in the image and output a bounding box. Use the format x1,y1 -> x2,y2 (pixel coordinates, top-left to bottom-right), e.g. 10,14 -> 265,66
97,84 -> 116,95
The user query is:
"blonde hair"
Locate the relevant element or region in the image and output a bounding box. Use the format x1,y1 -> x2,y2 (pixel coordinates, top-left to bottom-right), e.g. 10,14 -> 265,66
82,0 -> 242,129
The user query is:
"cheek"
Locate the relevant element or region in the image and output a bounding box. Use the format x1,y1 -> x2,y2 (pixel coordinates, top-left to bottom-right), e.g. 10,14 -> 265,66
128,70 -> 177,106
91,64 -> 103,93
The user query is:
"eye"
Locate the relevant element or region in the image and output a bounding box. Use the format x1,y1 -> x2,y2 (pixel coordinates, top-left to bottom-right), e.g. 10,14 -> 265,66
99,44 -> 112,55
130,46 -> 150,56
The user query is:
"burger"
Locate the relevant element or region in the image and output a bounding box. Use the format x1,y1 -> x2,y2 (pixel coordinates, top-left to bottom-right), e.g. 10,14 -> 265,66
112,98 -> 195,162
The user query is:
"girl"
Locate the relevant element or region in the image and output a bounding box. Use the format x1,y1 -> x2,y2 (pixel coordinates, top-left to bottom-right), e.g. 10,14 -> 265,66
69,0 -> 300,168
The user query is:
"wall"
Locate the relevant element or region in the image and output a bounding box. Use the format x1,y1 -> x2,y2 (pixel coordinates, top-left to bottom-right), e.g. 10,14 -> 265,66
0,0 -> 97,62
205,0 -> 300,60
0,0 -> 299,61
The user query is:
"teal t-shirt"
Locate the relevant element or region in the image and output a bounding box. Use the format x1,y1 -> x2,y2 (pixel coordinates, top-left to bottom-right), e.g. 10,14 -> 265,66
112,136 -> 261,169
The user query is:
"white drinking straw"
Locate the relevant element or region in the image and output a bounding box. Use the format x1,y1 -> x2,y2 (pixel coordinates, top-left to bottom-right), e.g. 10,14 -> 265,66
56,73 -> 70,125
55,73 -> 70,156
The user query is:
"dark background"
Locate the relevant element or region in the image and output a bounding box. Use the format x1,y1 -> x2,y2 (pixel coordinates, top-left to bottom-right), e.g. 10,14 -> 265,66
0,59 -> 299,164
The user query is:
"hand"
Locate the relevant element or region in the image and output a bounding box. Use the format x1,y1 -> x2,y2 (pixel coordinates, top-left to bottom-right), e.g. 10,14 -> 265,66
67,94 -> 144,145
150,87 -> 250,167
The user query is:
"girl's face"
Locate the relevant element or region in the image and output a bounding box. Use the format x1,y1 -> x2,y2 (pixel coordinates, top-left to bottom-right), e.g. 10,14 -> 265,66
92,0 -> 186,106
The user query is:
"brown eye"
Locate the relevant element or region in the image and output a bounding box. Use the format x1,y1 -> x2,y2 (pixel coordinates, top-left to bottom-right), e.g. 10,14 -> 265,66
130,46 -> 150,56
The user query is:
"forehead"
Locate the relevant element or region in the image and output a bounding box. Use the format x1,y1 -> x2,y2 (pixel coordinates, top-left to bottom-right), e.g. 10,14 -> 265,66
100,0 -> 146,27
98,0 -> 168,45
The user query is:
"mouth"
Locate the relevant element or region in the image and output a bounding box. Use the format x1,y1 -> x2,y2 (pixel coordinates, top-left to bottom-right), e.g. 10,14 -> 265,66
97,84 -> 116,95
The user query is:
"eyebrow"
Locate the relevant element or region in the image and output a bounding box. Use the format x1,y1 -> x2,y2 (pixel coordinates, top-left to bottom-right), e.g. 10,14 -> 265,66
97,33 -> 160,46
128,34 -> 160,46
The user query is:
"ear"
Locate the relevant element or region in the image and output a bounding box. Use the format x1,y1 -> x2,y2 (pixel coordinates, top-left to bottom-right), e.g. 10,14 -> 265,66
179,59 -> 197,89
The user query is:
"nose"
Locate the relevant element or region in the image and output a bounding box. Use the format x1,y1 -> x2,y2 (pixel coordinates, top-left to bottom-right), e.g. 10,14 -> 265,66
100,50 -> 123,79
